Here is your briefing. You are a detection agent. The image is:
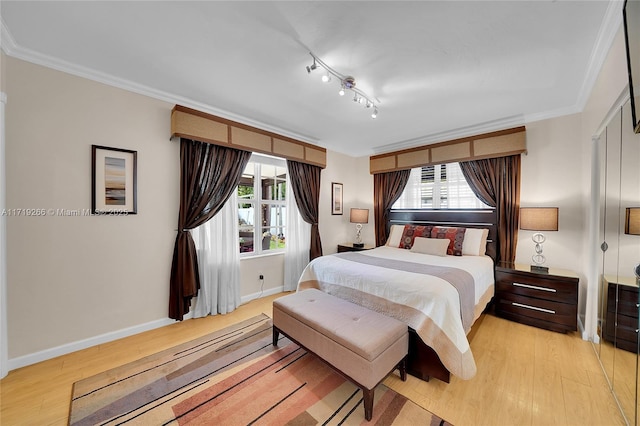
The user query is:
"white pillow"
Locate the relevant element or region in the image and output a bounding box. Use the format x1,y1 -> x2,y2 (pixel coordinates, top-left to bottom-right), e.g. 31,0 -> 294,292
462,228 -> 489,256
410,237 -> 450,256
386,224 -> 405,247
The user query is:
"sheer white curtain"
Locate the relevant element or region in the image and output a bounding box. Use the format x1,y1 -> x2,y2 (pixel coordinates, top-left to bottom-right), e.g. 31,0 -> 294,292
284,176 -> 310,291
392,167 -> 422,208
192,191 -> 241,317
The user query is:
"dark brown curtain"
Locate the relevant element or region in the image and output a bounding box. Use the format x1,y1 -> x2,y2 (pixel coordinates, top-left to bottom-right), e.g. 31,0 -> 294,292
459,155 -> 521,263
169,139 -> 251,320
287,160 -> 323,260
373,170 -> 411,246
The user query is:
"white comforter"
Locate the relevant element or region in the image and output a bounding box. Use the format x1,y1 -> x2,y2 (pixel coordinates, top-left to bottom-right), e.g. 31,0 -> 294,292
297,246 -> 494,380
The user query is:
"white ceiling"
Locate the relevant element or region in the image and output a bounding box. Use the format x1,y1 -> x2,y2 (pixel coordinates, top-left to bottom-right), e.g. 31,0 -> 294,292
0,1 -> 621,157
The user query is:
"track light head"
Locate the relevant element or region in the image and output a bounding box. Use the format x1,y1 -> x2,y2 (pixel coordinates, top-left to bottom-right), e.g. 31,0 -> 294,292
371,107 -> 378,119
306,61 -> 317,74
321,73 -> 331,83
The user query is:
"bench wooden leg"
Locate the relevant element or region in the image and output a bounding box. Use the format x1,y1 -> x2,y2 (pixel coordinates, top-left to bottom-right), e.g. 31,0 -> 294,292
362,388 -> 374,421
272,327 -> 280,346
398,357 -> 407,381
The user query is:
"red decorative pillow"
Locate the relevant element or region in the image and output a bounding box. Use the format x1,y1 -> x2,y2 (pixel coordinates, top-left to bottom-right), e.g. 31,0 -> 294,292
398,224 -> 433,249
431,226 -> 467,256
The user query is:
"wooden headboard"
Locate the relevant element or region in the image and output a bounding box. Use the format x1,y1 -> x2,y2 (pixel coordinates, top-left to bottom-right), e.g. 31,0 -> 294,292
387,209 -> 499,262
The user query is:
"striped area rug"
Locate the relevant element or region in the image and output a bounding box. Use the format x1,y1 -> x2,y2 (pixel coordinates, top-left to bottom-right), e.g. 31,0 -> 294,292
70,314 -> 451,425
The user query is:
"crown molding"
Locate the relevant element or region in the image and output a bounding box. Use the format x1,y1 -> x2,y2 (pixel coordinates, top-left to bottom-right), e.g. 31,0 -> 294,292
574,0 -> 624,112
0,19 -> 319,147
0,18 -> 17,57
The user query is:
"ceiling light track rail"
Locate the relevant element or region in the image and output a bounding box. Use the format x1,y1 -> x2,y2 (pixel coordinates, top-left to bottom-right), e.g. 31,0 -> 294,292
306,52 -> 379,119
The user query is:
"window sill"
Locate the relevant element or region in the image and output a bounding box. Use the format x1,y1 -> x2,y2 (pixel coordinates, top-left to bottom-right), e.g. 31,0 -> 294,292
240,251 -> 285,261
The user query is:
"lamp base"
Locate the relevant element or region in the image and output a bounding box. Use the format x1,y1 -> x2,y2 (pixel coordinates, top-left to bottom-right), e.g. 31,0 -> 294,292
530,264 -> 549,274
353,242 -> 364,248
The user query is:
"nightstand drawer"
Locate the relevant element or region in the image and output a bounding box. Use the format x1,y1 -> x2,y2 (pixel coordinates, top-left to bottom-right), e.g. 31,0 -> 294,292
605,312 -> 639,342
494,263 -> 578,333
603,279 -> 640,352
495,292 -> 577,330
608,285 -> 640,317
496,272 -> 577,304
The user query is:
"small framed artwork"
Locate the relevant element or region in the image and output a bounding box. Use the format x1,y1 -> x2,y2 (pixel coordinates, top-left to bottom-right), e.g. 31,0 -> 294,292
92,145 -> 137,215
331,182 -> 343,215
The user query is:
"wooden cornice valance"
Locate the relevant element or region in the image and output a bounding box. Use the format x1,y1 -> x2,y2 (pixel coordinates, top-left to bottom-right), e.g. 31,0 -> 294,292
369,126 -> 526,174
171,105 -> 327,168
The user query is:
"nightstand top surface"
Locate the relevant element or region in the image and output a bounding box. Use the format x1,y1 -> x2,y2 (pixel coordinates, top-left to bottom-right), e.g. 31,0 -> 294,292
604,274 -> 638,287
497,262 -> 579,279
338,243 -> 376,250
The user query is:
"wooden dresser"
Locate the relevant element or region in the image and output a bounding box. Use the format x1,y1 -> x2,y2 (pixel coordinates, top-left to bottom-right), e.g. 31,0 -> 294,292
494,262 -> 579,333
603,275 -> 639,353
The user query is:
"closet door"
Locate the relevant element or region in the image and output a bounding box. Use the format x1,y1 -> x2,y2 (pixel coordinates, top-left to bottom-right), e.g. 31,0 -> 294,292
618,101 -> 640,426
598,108 -> 622,389
612,102 -> 638,424
598,100 -> 640,425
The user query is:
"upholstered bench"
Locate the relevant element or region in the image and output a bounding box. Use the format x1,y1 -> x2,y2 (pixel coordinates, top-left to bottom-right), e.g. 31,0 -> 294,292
272,289 -> 408,421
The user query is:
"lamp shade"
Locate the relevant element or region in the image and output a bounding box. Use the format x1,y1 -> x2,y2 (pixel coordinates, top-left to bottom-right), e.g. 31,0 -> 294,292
520,207 -> 559,231
626,208 -> 640,235
350,208 -> 369,224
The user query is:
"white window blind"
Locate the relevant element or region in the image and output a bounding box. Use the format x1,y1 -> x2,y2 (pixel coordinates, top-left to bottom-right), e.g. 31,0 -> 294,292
392,162 -> 490,209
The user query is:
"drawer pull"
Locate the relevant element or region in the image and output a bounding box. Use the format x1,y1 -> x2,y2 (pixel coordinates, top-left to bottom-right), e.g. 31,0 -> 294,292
512,302 -> 556,314
513,282 -> 556,293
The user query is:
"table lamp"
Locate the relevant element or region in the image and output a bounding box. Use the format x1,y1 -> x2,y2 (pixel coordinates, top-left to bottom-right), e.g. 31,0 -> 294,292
520,207 -> 559,273
350,208 -> 369,248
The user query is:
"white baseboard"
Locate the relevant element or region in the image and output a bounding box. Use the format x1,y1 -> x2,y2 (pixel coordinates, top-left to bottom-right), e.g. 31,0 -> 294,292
7,317 -> 177,372
7,288 -> 284,372
241,285 -> 284,305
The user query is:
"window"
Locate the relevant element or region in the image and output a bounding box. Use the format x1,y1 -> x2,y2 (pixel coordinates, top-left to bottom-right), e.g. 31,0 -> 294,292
393,162 -> 490,209
238,153 -> 287,255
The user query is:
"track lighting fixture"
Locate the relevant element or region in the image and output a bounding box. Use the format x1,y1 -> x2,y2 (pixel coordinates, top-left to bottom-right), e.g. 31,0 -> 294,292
305,52 -> 379,119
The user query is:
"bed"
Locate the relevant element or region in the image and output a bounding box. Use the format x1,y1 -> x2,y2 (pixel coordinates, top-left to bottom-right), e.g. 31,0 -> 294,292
297,209 -> 498,383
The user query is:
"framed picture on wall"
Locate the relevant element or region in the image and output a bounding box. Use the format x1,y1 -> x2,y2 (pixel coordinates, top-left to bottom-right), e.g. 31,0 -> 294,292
331,182 -> 343,215
91,145 -> 137,215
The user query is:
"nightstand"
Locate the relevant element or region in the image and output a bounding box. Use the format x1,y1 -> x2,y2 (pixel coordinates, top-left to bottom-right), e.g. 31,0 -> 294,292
337,243 -> 375,253
494,262 -> 578,333
603,275 -> 639,353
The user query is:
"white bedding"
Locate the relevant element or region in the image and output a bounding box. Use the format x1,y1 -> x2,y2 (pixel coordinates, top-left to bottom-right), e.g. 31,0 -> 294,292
297,245 -> 495,380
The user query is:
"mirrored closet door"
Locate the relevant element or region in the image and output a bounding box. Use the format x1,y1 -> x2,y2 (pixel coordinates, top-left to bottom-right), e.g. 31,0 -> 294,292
596,99 -> 640,425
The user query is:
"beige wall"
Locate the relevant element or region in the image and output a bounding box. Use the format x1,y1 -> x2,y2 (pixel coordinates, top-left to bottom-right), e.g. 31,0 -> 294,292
239,254 -> 284,299
320,150 -> 374,254
5,57 -> 179,359
517,113 -> 584,273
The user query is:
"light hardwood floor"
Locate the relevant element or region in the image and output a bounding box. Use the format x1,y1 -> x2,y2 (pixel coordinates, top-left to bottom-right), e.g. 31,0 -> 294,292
0,292 -> 626,425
